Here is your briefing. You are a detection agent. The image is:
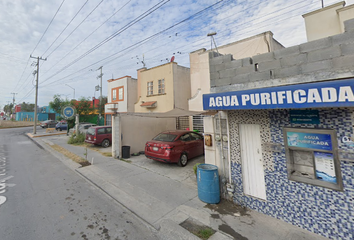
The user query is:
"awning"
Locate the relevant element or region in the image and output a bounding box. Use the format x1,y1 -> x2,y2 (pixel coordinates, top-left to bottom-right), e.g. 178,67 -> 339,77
140,101 -> 157,108
119,108 -> 213,118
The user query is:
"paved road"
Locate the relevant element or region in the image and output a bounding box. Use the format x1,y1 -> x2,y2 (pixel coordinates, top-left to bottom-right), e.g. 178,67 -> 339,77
0,127 -> 158,240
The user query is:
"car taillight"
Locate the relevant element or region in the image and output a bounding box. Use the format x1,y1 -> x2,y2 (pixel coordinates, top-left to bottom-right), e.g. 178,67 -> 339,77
94,136 -> 96,141
146,143 -> 150,147
162,146 -> 174,150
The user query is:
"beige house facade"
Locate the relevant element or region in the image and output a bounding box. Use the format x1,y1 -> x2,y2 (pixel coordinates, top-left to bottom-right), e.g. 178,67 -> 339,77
134,62 -> 190,113
303,1 -> 354,41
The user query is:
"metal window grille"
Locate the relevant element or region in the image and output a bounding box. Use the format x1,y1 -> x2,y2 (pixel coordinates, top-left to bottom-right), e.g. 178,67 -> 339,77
147,81 -> 153,95
112,89 -> 116,101
176,116 -> 189,130
106,114 -> 112,126
118,87 -> 123,100
193,115 -> 204,133
158,79 -> 165,94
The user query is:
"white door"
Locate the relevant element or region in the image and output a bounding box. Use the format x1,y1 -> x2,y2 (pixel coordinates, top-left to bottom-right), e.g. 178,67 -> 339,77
239,124 -> 267,200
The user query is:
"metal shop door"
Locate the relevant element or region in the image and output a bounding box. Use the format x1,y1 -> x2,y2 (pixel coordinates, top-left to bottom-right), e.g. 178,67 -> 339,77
239,124 -> 266,200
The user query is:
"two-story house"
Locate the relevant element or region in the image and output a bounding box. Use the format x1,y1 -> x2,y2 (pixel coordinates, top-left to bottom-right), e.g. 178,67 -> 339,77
134,62 -> 190,113
105,76 -> 137,125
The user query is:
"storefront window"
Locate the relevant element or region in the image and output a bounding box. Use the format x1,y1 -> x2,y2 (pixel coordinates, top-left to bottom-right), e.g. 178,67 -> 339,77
284,127 -> 343,191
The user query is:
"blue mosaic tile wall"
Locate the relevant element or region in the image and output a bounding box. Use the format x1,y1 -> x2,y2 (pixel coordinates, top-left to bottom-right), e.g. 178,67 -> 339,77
229,108 -> 354,240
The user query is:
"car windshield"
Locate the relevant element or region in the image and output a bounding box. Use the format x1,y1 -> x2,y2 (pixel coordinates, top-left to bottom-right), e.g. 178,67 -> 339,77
87,128 -> 95,135
153,133 -> 177,142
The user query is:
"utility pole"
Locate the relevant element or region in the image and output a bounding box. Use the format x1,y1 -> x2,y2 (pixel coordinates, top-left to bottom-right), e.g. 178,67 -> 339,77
10,93 -> 17,105
97,66 -> 103,122
30,55 -> 47,134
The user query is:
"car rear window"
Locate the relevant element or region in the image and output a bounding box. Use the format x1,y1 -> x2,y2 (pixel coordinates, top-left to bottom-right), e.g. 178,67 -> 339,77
153,133 -> 177,142
87,128 -> 95,135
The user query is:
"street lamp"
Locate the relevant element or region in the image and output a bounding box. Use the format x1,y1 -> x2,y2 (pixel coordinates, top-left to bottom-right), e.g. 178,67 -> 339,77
65,84 -> 75,99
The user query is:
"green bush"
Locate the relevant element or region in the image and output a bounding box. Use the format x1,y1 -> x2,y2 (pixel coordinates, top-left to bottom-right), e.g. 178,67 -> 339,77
68,132 -> 86,145
193,163 -> 201,176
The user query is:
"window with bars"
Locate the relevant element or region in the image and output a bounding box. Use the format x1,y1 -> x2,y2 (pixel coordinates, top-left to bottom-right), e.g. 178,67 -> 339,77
112,89 -> 117,101
193,115 -> 205,133
147,81 -> 153,96
158,79 -> 165,94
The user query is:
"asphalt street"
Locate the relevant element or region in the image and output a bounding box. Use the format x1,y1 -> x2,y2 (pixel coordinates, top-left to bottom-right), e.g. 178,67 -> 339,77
0,127 -> 158,240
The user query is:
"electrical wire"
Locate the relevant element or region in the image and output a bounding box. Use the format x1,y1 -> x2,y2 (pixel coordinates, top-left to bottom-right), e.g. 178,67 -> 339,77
43,0 -> 133,75
42,0 -> 171,84
45,0 -> 105,59
30,0 -> 66,56
41,0 -> 89,57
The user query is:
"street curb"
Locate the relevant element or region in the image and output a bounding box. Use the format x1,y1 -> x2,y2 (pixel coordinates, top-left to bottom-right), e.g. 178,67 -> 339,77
25,133 -> 44,150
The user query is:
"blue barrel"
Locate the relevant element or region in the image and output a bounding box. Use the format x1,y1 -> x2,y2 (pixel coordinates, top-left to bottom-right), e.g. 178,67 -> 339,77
197,164 -> 220,204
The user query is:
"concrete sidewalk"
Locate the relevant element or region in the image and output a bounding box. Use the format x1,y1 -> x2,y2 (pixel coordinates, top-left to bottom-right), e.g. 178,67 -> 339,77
28,134 -> 330,240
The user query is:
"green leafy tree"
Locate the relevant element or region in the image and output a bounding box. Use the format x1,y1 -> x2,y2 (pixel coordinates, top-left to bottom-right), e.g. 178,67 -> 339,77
3,103 -> 14,114
20,102 -> 35,112
49,94 -> 70,115
96,96 -> 107,115
75,97 -> 95,115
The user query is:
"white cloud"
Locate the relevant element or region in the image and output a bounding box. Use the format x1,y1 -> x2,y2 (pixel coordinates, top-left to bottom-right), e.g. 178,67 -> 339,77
0,0 -> 353,108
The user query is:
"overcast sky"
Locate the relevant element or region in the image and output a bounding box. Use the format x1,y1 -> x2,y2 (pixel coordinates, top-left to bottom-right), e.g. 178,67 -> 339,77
0,0 -> 353,109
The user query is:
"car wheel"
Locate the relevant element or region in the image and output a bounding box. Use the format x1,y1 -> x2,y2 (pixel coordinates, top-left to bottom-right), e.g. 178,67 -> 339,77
101,139 -> 110,148
178,153 -> 188,167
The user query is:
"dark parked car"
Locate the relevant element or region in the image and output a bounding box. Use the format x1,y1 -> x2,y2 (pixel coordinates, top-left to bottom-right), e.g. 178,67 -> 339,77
55,122 -> 68,131
85,126 -> 112,148
40,120 -> 57,128
145,130 -> 204,167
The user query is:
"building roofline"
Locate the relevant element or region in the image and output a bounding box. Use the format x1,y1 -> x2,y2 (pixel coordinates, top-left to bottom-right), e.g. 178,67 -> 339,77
302,1 -> 345,18
107,75 -> 135,82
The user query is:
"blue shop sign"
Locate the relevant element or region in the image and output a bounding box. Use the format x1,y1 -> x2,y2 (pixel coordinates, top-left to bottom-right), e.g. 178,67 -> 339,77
287,132 -> 332,151
203,78 -> 354,110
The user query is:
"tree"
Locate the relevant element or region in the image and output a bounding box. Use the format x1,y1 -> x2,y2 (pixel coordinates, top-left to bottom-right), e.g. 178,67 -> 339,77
3,103 -> 14,114
75,97 -> 94,115
49,94 -> 70,115
20,102 -> 35,112
97,96 -> 107,115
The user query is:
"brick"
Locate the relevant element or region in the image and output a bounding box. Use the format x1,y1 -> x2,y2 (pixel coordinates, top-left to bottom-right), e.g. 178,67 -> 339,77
300,37 -> 332,53
258,59 -> 281,72
274,66 -> 301,79
209,64 -> 217,73
340,42 -> 354,56
231,73 -> 249,84
237,66 -> 253,75
332,55 -> 354,69
307,46 -> 341,62
214,64 -> 225,72
210,56 -> 224,65
225,59 -> 242,69
215,77 -> 231,87
219,69 -> 235,79
301,60 -> 332,74
249,71 -> 271,82
252,52 -> 275,63
280,54 -> 307,67
344,18 -> 354,32
210,79 -> 216,87
274,45 -> 300,59
242,57 -> 253,66
222,54 -> 233,62
331,31 -> 354,45
210,72 -> 219,81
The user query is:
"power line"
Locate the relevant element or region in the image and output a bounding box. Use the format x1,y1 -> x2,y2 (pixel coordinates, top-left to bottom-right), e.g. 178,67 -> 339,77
42,0 -> 171,84
44,0 -> 133,74
41,0 -> 89,57
44,0 -> 105,59
30,0 -> 66,56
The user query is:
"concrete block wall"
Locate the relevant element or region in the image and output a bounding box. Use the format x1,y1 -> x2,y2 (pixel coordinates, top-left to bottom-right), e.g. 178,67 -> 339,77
210,19 -> 354,92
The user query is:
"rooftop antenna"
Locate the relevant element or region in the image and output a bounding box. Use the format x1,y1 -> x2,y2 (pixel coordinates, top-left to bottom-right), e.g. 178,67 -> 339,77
136,54 -> 146,67
321,0 -> 324,8
207,32 -> 219,54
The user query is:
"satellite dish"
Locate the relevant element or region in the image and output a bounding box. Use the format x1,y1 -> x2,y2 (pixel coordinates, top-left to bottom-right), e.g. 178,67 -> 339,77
170,56 -> 175,62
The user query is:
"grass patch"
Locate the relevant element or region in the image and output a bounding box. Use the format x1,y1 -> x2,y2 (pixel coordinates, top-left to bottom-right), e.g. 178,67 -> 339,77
120,158 -> 131,163
180,218 -> 215,240
49,143 -> 91,167
67,133 -> 86,145
102,152 -> 112,157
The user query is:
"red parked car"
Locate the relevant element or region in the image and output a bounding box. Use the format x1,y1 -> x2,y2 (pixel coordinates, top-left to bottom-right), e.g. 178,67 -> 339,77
145,130 -> 204,167
85,126 -> 112,147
